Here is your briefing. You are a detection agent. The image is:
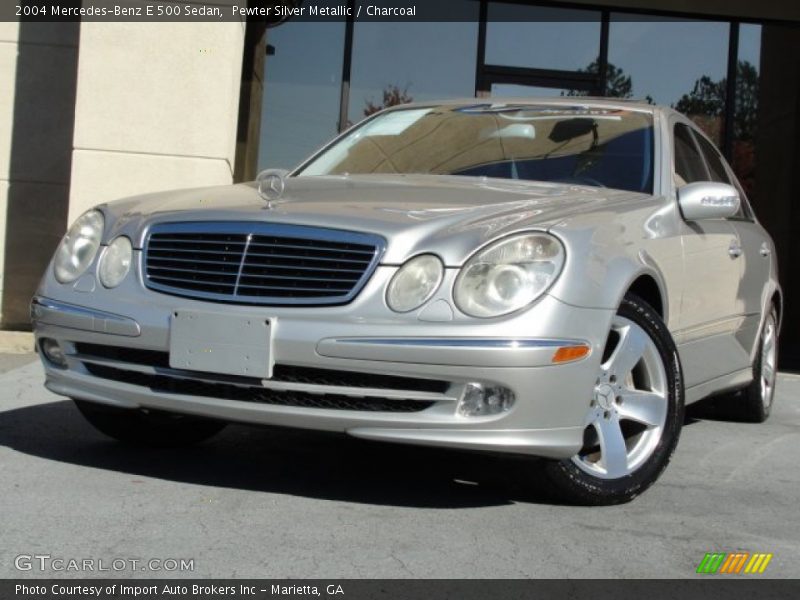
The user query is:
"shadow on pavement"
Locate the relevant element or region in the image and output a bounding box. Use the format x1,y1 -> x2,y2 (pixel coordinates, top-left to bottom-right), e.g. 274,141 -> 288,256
684,391 -> 761,424
0,399 -> 573,509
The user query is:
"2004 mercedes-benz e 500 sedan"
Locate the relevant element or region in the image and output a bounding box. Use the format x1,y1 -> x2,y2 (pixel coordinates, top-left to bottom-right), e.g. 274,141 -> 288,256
32,99 -> 780,504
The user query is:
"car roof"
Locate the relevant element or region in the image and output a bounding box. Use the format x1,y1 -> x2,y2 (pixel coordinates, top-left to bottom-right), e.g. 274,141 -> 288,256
383,96 -> 674,116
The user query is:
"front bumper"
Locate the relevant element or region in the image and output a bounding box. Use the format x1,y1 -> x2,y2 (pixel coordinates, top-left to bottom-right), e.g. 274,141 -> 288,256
32,272 -> 614,459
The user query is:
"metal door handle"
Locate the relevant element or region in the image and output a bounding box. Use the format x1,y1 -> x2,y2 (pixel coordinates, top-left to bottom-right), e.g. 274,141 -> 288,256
728,241 -> 742,259
760,242 -> 771,257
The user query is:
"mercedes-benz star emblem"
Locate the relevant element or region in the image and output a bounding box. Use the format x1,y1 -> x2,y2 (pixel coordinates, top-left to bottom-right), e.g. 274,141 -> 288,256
256,169 -> 287,208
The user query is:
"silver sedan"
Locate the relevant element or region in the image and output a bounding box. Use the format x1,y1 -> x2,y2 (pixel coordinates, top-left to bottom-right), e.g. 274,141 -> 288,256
31,99 -> 780,504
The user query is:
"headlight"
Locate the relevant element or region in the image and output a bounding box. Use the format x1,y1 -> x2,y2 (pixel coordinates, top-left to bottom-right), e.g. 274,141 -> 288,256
98,236 -> 133,288
454,233 -> 565,318
53,210 -> 104,283
386,254 -> 444,313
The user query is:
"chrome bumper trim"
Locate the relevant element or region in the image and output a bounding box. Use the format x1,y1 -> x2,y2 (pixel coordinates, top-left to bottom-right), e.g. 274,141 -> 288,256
31,296 -> 141,337
317,336 -> 591,367
329,337 -> 584,348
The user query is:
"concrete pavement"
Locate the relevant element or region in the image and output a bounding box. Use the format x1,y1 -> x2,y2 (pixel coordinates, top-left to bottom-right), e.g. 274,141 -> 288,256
1,355 -> 798,578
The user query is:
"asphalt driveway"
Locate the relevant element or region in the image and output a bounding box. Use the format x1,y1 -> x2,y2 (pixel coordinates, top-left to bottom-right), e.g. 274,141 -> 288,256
1,355 -> 798,578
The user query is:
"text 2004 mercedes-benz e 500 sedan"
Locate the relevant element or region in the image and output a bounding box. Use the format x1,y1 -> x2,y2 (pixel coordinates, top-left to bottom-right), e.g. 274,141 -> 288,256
32,99 -> 780,504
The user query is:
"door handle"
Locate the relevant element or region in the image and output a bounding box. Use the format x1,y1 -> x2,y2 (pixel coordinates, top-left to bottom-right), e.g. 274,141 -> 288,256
728,240 -> 742,259
760,242 -> 771,257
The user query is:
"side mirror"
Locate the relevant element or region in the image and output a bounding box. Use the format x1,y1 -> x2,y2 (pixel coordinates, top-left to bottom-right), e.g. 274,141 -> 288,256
677,182 -> 740,221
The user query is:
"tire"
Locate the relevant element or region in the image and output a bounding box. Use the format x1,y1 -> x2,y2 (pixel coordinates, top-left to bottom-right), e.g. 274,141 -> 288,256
543,293 -> 684,505
73,399 -> 226,447
736,306 -> 778,423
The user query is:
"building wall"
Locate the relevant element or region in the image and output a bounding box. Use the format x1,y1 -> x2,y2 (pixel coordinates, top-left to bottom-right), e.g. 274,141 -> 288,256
67,21 -> 246,223
754,24 -> 800,363
0,22 -> 79,328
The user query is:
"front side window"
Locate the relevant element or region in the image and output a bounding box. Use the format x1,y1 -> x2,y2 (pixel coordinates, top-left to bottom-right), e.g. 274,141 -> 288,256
673,123 -> 707,186
695,131 -> 751,220
694,133 -> 731,184
298,105 -> 654,194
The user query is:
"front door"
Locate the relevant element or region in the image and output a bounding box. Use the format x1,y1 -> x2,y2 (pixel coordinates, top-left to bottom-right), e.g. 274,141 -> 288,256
671,122 -> 744,387
691,131 -> 773,360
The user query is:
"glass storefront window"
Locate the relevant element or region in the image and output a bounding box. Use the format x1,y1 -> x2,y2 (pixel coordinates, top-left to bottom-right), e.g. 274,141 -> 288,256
347,19 -> 478,127
490,84 -> 571,98
257,9 -> 754,189
258,19 -> 345,171
609,15 -> 729,145
734,24 -> 761,201
485,4 -> 602,72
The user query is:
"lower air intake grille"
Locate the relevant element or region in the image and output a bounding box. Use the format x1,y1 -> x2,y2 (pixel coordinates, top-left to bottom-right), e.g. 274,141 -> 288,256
84,364 -> 434,413
73,343 -> 449,394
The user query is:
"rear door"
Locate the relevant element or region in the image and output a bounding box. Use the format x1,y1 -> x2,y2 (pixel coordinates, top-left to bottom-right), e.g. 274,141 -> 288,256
693,132 -> 771,358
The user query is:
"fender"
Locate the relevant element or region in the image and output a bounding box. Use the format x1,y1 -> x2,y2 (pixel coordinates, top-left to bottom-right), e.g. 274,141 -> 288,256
546,196 -> 681,331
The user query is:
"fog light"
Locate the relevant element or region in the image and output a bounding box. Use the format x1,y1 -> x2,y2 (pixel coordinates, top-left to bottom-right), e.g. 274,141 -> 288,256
40,338 -> 67,368
458,383 -> 515,417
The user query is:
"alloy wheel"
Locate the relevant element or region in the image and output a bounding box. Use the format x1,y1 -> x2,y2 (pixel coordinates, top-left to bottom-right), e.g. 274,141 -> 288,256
760,313 -> 778,409
572,315 -> 669,479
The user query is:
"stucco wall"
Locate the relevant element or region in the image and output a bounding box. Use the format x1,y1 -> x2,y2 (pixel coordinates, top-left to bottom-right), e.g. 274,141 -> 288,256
67,21 -> 245,223
0,22 -> 79,328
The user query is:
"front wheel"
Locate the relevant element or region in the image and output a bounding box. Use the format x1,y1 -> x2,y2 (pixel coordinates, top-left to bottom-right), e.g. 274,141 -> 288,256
73,399 -> 226,447
544,294 -> 684,505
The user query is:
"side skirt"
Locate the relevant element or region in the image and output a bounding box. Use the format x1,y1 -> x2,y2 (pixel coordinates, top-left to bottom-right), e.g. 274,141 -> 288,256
684,368 -> 752,404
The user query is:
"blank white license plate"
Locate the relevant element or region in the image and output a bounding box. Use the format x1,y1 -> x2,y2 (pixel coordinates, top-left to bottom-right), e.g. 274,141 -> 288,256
169,310 -> 273,378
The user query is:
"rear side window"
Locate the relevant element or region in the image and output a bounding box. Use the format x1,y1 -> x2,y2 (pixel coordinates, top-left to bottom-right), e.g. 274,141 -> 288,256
673,123 -> 707,185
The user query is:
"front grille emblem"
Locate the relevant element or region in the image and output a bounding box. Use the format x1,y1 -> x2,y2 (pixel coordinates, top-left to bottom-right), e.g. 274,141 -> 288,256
256,169 -> 287,208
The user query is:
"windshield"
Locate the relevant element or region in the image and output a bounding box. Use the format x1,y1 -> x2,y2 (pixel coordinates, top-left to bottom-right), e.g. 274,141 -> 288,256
297,104 -> 654,194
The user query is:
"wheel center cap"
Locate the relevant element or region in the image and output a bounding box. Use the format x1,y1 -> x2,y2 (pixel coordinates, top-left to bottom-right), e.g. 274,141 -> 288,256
594,383 -> 615,410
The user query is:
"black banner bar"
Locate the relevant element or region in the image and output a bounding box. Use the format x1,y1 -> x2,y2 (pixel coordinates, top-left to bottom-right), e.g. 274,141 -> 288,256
6,0 -> 800,23
3,580 -> 800,600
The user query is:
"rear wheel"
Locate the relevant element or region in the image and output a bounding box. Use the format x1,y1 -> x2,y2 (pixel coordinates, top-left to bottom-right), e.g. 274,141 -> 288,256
736,307 -> 778,423
544,294 -> 684,505
73,399 -> 226,447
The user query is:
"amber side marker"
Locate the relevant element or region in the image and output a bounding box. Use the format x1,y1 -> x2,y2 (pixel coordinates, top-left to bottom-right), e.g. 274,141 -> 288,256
551,345 -> 591,364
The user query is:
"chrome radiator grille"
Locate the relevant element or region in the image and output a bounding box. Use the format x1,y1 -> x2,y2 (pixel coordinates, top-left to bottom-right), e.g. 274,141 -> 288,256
143,222 -> 384,305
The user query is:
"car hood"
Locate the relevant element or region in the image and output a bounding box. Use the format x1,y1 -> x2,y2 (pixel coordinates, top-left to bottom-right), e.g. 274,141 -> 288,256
105,174 -> 647,265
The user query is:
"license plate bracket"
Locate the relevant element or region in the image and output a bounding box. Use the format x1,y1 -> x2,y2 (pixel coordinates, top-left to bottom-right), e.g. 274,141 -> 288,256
169,310 -> 273,378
